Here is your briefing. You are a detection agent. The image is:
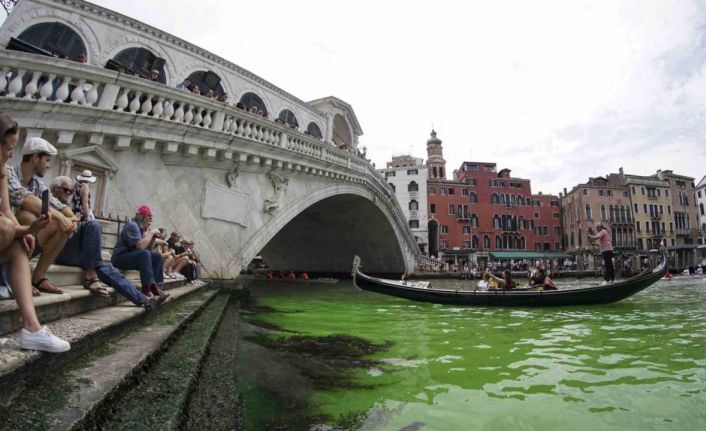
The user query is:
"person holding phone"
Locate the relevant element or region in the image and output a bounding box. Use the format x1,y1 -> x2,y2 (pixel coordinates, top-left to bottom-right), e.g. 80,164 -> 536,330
0,112 -> 70,352
7,137 -> 77,295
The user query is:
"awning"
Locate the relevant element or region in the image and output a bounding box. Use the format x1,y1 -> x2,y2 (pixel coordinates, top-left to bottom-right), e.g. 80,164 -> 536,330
490,251 -> 570,260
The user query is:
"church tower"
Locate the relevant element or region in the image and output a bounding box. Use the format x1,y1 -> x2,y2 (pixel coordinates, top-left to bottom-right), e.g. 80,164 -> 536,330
426,130 -> 446,180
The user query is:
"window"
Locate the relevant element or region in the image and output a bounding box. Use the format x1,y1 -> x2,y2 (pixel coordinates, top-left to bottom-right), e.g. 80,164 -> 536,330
607,190 -> 612,196
668,205 -> 672,215
484,235 -> 490,249
449,204 -> 456,214
238,92 -> 268,115
385,171 -> 396,178
641,187 -> 645,195
278,109 -> 299,128
583,189 -> 588,195
585,204 -> 592,220
409,200 -> 419,210
534,212 -> 539,218
469,192 -> 478,203
462,189 -> 469,196
601,205 -> 606,220
554,226 -> 561,235
553,212 -> 559,218
491,193 -> 499,204
470,214 -> 479,227
428,186 -> 435,194
408,181 -> 419,192
643,204 -> 648,213
110,47 -> 167,84
407,169 -> 418,175
496,236 -> 502,248
467,178 -> 477,186
409,220 -> 419,229
430,203 -> 436,214
307,122 -> 323,138
441,225 -> 449,234
462,241 -> 471,248
15,22 -> 87,62
462,226 -> 471,234
448,188 -> 455,195
472,236 -> 479,248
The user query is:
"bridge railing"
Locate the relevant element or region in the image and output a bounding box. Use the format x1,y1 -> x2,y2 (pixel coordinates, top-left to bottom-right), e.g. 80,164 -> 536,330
0,50 -> 419,259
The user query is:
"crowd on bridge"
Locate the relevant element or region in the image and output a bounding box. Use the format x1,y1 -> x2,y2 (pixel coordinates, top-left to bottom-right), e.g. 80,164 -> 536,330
0,111 -> 201,353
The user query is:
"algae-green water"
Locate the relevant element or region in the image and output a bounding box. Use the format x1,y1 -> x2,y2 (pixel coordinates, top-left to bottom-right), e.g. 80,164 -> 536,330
237,277 -> 706,430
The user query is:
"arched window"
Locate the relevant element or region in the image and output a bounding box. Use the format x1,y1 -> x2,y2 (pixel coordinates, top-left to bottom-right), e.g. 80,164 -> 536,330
496,236 -> 502,249
106,47 -> 166,82
470,214 -> 479,228
626,208 -> 632,223
601,205 -> 606,221
510,195 -> 516,205
472,235 -> 479,248
700,203 -> 705,215
307,122 -> 323,138
238,92 -> 267,115
611,228 -> 617,245
409,200 -> 419,211
491,193 -> 499,204
518,195 -> 525,205
333,113 -> 352,147
620,206 -> 626,223
585,204 -> 592,220
408,181 -> 419,192
186,70 -> 224,96
493,215 -> 501,229
484,235 -> 491,249
389,183 -> 395,192
278,109 -> 299,128
13,22 -> 86,61
469,192 -> 477,203
432,167 -> 438,178
608,205 -> 614,221
519,236 -> 526,249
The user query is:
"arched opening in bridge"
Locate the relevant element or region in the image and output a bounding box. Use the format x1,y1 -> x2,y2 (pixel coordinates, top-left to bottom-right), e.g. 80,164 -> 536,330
9,22 -> 86,61
278,109 -> 299,128
307,122 -> 323,138
332,114 -> 352,148
428,219 -> 439,257
185,70 -> 224,97
258,194 -> 406,274
238,92 -> 267,115
106,47 -> 166,82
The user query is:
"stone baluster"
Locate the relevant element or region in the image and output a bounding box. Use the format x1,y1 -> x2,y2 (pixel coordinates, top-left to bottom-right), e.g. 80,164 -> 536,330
55,76 -> 71,102
23,70 -> 42,99
0,67 -> 8,94
115,87 -> 130,110
173,102 -> 185,122
222,116 -> 231,133
184,105 -> 194,124
70,79 -> 86,104
255,125 -> 264,141
7,69 -> 25,97
152,97 -> 164,118
202,110 -> 212,128
193,107 -> 203,126
244,121 -> 252,137
262,128 -> 271,144
140,94 -> 153,115
128,91 -> 142,113
84,82 -> 99,106
38,74 -> 55,100
163,100 -> 174,120
236,119 -> 245,136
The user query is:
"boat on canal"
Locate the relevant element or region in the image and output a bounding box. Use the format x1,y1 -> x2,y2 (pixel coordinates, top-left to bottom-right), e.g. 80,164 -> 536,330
351,252 -> 668,307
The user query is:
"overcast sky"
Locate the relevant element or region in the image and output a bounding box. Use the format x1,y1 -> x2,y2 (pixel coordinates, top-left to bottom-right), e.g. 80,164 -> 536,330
8,0 -> 706,193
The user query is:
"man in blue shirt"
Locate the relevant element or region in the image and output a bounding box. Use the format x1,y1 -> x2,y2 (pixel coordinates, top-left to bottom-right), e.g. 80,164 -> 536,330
112,205 -> 168,299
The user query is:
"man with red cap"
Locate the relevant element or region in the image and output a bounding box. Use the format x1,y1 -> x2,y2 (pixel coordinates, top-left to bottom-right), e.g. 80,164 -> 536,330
111,205 -> 169,299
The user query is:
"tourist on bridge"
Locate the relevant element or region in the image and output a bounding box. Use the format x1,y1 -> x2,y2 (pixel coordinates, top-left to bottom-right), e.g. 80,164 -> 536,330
111,205 -> 167,299
50,175 -> 165,306
7,137 -> 76,296
0,112 -> 69,352
588,224 -> 615,285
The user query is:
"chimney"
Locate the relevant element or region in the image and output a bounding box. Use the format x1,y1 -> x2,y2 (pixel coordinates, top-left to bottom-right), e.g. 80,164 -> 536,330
563,187 -> 567,195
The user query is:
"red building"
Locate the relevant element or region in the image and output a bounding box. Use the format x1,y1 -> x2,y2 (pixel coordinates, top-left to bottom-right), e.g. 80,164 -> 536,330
424,131 -> 563,265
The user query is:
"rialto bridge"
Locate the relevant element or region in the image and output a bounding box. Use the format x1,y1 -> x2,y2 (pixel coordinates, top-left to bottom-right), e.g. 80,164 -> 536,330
0,0 -> 421,277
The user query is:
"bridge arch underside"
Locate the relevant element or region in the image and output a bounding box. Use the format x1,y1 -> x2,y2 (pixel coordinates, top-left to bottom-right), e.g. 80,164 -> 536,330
259,194 -> 406,275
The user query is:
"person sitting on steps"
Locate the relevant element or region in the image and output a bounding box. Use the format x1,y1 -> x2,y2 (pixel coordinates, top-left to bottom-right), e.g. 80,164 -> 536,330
0,112 -> 70,352
50,176 -> 166,306
111,205 -> 167,299
7,137 -> 76,296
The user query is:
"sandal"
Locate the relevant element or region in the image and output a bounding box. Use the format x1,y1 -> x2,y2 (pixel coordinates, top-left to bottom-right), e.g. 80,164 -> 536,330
83,278 -> 109,297
32,287 -> 40,297
32,278 -> 63,294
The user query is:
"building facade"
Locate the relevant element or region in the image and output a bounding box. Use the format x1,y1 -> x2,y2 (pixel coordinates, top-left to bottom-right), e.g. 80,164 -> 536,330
423,131 -> 563,265
697,175 -> 706,245
379,155 -> 429,252
560,176 -> 635,266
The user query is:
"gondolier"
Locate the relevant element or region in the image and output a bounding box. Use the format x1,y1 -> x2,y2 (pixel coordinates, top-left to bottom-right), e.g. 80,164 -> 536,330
588,224 -> 614,285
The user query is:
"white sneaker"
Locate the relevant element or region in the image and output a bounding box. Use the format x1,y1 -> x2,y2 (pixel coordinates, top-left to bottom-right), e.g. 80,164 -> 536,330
20,326 -> 71,353
600,281 -> 609,286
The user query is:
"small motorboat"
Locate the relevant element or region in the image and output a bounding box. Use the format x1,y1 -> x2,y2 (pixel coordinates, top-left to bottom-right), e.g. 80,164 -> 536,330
351,252 -> 667,307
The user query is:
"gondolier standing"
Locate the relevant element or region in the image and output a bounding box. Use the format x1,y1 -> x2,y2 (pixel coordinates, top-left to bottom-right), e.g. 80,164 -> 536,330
588,224 -> 614,285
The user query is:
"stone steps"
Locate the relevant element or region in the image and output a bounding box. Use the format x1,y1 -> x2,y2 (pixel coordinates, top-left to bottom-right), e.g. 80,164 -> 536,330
0,263 -> 189,336
0,281 -> 213,410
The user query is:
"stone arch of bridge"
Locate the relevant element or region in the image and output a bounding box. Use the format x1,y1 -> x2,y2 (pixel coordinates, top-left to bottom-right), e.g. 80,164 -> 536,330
233,183 -> 412,275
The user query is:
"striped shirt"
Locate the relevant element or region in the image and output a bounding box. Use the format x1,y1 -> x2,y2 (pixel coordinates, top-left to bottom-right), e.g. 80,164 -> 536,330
7,165 -> 67,213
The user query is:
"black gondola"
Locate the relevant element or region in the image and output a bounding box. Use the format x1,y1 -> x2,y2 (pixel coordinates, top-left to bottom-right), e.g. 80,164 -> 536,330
351,252 -> 667,307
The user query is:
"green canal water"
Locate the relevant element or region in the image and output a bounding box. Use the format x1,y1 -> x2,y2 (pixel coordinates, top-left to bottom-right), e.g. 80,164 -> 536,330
236,277 -> 706,431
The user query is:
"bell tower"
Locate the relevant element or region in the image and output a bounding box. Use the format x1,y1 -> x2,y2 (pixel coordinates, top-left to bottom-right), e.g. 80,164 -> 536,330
426,130 -> 446,179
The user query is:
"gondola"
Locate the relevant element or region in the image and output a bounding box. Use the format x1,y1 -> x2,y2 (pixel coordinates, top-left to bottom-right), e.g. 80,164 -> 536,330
351,252 -> 667,307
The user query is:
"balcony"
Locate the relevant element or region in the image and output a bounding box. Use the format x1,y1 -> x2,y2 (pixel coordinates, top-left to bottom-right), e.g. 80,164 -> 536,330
409,210 -> 419,219
650,214 -> 662,220
676,228 -> 692,236
456,213 -> 470,221
409,191 -> 418,199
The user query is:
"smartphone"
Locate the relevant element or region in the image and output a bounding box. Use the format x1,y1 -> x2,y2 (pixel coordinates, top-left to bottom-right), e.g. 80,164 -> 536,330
41,189 -> 50,216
